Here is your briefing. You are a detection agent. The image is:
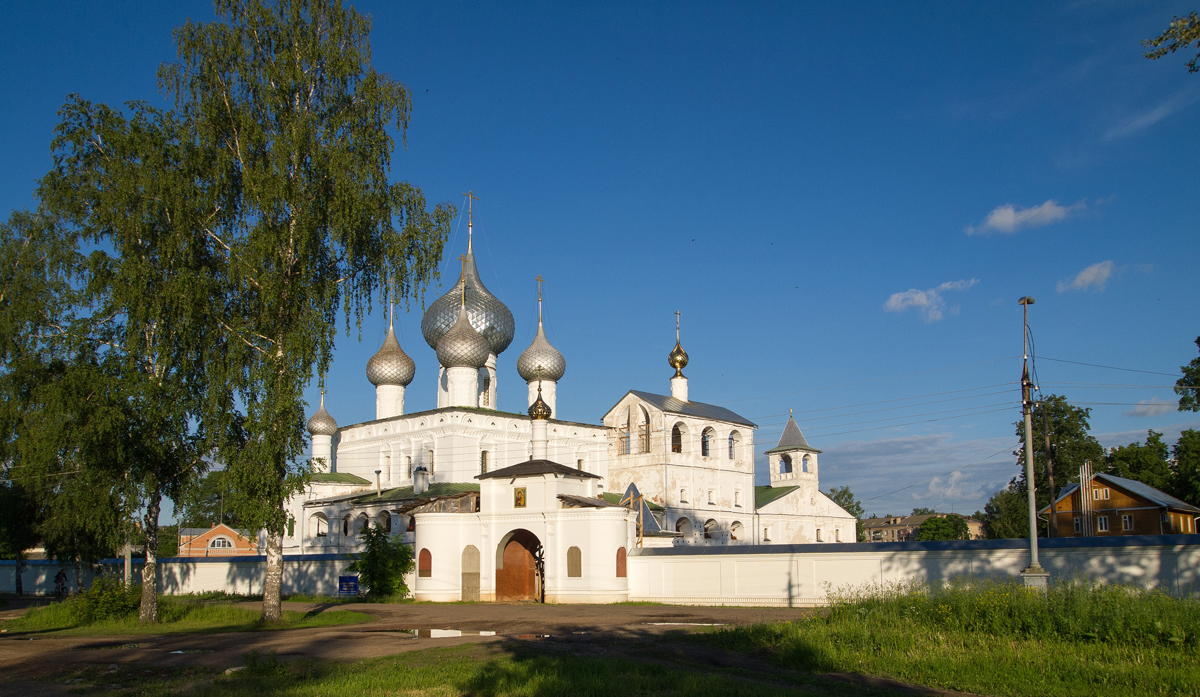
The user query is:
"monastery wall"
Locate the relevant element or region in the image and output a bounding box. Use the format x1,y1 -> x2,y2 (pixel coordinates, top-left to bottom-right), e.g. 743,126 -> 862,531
6,536 -> 1194,603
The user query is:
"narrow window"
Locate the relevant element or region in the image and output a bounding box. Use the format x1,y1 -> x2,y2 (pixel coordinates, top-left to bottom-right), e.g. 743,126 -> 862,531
616,547 -> 627,577
428,449 -> 435,475
638,423 -> 650,453
406,456 -> 413,479
577,459 -> 584,471
729,434 -> 735,459
680,488 -> 688,503
343,515 -> 351,537
835,529 -> 841,542
1122,514 -> 1133,531
816,529 -> 822,542
734,490 -> 741,507
763,526 -> 771,542
707,489 -> 715,505
567,546 -> 582,577
1073,516 -> 1081,534
1097,515 -> 1109,532
1103,488 -> 1110,500
701,429 -> 711,457
1093,488 -> 1100,501
802,455 -> 811,473
618,426 -> 630,455
514,487 -> 527,508
671,425 -> 683,453
481,376 -> 491,406
418,548 -> 432,578
480,450 -> 489,474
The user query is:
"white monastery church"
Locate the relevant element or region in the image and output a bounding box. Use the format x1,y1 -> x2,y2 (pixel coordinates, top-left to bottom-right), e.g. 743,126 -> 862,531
288,217 -> 855,602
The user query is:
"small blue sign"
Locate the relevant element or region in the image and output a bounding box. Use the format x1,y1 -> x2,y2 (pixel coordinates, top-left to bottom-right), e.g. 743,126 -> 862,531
338,575 -> 359,597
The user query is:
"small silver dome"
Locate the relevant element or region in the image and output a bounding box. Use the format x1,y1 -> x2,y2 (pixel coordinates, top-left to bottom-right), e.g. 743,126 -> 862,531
421,246 -> 514,356
366,322 -> 415,386
436,303 -> 490,369
517,319 -> 566,382
306,394 -> 338,436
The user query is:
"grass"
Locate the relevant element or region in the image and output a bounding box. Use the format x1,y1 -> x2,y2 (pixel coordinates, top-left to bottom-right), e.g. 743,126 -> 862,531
1,595 -> 373,636
177,643 -> 878,697
694,577 -> 1200,697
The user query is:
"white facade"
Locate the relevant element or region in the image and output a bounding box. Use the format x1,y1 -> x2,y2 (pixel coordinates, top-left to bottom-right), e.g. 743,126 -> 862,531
289,230 -> 856,601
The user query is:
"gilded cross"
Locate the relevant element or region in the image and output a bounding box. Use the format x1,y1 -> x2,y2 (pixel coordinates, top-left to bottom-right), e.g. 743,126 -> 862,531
462,191 -> 479,223
535,275 -> 545,302
674,310 -> 682,339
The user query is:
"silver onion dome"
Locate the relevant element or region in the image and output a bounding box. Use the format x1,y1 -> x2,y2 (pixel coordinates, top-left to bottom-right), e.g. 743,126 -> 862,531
517,319 -> 566,382
421,250 -> 515,356
436,303 -> 490,369
306,394 -> 338,436
366,322 -> 415,386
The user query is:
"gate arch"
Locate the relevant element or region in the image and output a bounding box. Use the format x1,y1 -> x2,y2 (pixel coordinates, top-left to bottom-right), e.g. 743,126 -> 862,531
495,529 -> 543,602
461,545 -> 480,602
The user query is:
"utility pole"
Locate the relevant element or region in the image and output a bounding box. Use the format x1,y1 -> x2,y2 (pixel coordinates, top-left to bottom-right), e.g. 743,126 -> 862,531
1042,406 -> 1058,538
1019,297 -> 1048,590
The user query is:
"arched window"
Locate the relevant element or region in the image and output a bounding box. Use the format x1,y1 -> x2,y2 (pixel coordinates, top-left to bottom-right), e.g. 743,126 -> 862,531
730,521 -> 744,541
780,454 -> 793,474
481,376 -> 491,407
480,450 -> 489,474
376,511 -> 392,533
577,459 -> 584,471
418,548 -> 432,578
729,430 -> 741,460
671,424 -> 684,453
701,428 -> 715,457
406,456 -> 413,479
703,519 -> 720,540
427,449 -> 435,475
637,407 -> 651,453
567,546 -> 582,578
406,515 -> 415,532
309,513 -> 328,538
210,537 -> 232,549
342,515 -> 351,537
675,517 -> 693,536
616,547 -> 627,577
356,513 -> 370,537
617,407 -> 631,455
802,454 -> 811,473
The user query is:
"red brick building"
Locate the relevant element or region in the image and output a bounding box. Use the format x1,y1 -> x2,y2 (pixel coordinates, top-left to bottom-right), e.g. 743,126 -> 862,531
177,524 -> 260,557
1041,473 -> 1198,537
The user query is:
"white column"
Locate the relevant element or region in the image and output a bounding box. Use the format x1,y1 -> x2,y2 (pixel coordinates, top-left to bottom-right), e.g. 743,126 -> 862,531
670,376 -> 688,402
526,380 -> 557,416
446,366 -> 480,408
311,435 -> 332,473
531,419 -> 548,460
376,384 -> 405,419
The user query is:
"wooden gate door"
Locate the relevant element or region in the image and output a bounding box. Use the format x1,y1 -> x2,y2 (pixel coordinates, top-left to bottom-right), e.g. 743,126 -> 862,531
461,545 -> 480,602
495,531 -> 538,601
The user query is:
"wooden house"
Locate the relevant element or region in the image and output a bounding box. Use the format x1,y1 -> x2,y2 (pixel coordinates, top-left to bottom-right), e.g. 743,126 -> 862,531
1040,473 -> 1199,537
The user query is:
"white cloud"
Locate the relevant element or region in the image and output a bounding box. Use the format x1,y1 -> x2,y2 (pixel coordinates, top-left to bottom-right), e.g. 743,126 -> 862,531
964,199 -> 1085,235
884,279 -> 978,322
1104,88 -> 1200,141
1123,398 -> 1174,418
1056,260 -> 1114,293
914,470 -> 986,502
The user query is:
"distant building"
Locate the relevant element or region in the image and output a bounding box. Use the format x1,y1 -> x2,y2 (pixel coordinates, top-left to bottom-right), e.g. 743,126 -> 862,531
1041,473 -> 1199,537
861,513 -> 983,542
177,524 -> 259,557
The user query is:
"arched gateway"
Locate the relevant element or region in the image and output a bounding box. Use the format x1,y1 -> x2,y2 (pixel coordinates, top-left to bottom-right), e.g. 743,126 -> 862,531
495,529 -> 542,601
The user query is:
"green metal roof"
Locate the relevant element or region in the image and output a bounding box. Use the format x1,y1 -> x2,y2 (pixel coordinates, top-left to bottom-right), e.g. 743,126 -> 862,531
755,485 -> 799,509
349,481 -> 480,504
309,473 -> 371,485
601,491 -> 665,511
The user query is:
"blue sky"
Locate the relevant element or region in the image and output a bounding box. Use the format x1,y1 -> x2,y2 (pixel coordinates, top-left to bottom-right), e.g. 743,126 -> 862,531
3,1 -> 1198,518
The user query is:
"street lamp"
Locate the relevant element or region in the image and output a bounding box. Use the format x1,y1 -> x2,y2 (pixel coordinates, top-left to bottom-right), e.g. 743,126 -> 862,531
1018,297 -> 1048,590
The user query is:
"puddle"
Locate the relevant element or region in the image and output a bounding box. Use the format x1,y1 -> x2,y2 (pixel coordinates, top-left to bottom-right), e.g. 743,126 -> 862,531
169,649 -> 214,654
404,629 -> 497,638
80,642 -> 158,650
643,622 -> 726,627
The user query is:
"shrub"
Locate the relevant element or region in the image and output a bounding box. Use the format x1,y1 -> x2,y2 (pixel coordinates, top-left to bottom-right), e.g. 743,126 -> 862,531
344,523 -> 414,599
73,576 -> 141,624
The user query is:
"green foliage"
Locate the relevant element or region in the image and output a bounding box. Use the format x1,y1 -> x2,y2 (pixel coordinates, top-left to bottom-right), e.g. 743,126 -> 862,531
345,523 -> 414,599
1015,395 -> 1106,517
826,485 -> 865,541
911,506 -> 936,516
1107,430 -> 1173,493
980,484 -> 1028,539
1144,12 -> 1200,73
1176,337 -> 1200,410
915,515 -> 969,541
73,576 -> 142,624
1173,430 -> 1200,506
698,579 -> 1200,696
177,470 -> 240,529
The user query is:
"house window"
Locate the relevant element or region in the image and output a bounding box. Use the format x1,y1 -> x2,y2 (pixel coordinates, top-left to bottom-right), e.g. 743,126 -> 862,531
734,490 -> 741,507
480,450 -> 489,474
680,488 -> 688,503
1122,514 -> 1134,531
671,425 -> 683,453
1094,487 -> 1110,500
1073,516 -> 1081,534
567,546 -> 582,577
514,487 -> 527,508
1097,515 -> 1109,532
418,548 -> 432,578
1104,488 -> 1111,500
616,547 -> 627,577
210,537 -> 232,549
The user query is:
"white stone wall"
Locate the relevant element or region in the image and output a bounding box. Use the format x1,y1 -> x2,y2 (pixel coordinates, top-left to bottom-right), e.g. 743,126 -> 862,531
756,487 -> 857,545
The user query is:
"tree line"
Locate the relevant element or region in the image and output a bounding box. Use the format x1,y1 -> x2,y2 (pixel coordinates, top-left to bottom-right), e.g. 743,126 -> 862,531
0,0 -> 453,623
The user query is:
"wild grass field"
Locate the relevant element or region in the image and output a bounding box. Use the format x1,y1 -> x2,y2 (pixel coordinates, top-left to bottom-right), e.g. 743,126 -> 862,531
695,578 -> 1200,697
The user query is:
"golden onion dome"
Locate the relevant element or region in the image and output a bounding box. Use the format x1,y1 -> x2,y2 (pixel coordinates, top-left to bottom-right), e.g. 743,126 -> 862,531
528,383 -> 552,420
668,340 -> 689,378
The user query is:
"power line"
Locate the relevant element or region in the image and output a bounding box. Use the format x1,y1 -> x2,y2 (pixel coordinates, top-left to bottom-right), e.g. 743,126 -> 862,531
861,444 -> 1016,503
1038,356 -> 1180,378
749,388 -> 1017,424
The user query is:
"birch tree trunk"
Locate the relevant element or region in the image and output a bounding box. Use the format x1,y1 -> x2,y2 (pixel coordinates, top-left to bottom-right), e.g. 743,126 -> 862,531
139,488 -> 161,623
